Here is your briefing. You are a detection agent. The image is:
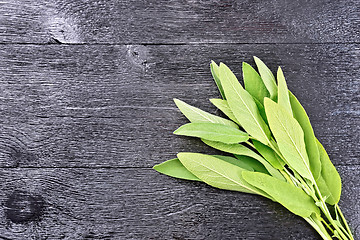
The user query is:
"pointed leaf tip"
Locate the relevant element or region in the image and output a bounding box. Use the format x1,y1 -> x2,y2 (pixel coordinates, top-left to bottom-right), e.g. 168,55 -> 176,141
253,57 -> 277,100
153,158 -> 201,181
211,61 -> 226,99
242,62 -> 249,67
242,61 -> 269,105
277,67 -> 293,115
173,98 -> 238,128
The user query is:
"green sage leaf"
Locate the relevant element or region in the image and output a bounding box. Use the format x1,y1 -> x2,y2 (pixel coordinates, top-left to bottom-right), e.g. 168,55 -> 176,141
213,155 -> 254,171
173,98 -> 238,128
153,158 -> 201,181
252,97 -> 268,124
178,152 -> 270,198
218,63 -> 271,145
243,62 -> 269,104
277,67 -> 292,115
234,155 -> 268,174
201,139 -> 284,181
209,98 -> 240,125
289,92 -> 321,180
252,139 -> 284,169
210,61 -> 226,99
174,123 -> 249,144
316,139 -> 341,205
253,56 -> 277,99
242,171 -> 320,217
264,98 -> 313,181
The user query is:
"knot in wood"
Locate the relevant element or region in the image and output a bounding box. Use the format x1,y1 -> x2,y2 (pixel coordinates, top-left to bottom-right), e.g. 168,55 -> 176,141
126,45 -> 149,71
5,190 -> 45,224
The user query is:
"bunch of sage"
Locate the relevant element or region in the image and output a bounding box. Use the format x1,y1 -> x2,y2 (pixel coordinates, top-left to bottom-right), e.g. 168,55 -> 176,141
153,57 -> 354,240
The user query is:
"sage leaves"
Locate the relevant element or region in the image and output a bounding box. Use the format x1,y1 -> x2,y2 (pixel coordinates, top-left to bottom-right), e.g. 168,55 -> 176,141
177,153 -> 269,197
210,60 -> 226,99
154,57 -> 354,240
289,92 -> 322,180
254,56 -> 277,99
219,63 -> 271,145
243,62 -> 269,104
201,139 -> 284,180
264,98 -> 313,182
174,122 -> 249,144
242,171 -> 320,217
210,99 -> 240,125
277,67 -> 292,115
153,158 -> 200,181
316,140 -> 342,205
173,98 -> 238,128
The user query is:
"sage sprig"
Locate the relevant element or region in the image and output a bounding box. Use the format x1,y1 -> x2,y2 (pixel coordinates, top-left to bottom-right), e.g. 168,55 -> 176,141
153,57 -> 354,240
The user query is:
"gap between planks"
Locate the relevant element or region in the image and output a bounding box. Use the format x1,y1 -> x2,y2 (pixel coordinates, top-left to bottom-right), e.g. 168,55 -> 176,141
0,42 -> 359,46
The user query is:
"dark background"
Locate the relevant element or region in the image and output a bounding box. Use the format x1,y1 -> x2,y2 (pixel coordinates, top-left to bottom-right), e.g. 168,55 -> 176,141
0,1 -> 359,239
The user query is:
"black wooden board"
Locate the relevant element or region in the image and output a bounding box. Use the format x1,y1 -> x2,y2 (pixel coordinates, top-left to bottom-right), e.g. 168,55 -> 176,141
0,166 -> 359,240
0,43 -> 359,239
0,44 -> 358,168
1,0 -> 359,239
0,0 -> 359,44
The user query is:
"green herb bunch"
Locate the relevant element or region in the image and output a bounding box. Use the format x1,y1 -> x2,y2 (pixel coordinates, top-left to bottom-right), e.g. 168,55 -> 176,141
153,57 -> 354,240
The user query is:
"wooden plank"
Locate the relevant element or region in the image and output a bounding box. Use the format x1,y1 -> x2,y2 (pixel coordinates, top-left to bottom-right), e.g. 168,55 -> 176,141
0,0 -> 359,44
0,44 -> 358,167
0,111 -> 223,168
0,166 -> 358,239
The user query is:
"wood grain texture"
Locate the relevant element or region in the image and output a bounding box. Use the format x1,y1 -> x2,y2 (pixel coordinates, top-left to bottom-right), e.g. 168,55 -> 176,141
0,44 -> 358,167
0,0 -> 359,44
1,1 -> 359,238
0,166 -> 358,240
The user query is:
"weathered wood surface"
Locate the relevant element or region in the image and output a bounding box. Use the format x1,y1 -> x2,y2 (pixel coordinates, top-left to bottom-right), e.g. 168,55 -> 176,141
1,0 -> 359,239
0,43 -> 359,239
0,0 -> 359,44
0,44 -> 358,168
0,166 -> 359,240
